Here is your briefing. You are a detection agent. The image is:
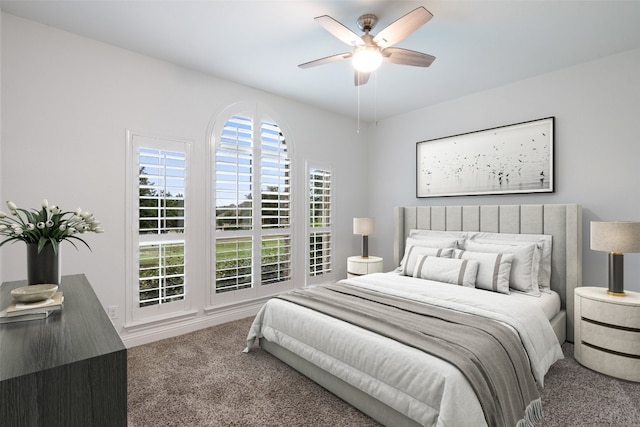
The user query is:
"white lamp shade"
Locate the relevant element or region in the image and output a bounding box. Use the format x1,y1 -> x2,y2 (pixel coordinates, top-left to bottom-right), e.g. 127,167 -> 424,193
591,221 -> 640,253
353,217 -> 375,236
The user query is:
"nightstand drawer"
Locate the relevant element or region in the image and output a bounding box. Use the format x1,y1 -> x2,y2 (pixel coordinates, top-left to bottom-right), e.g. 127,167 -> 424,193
581,319 -> 640,355
347,256 -> 383,277
348,261 -> 370,275
579,343 -> 640,382
582,297 -> 640,329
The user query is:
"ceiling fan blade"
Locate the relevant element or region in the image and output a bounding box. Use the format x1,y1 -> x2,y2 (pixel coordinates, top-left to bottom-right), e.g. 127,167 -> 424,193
354,71 -> 370,86
382,47 -> 435,67
373,6 -> 433,49
298,52 -> 352,69
315,15 -> 365,47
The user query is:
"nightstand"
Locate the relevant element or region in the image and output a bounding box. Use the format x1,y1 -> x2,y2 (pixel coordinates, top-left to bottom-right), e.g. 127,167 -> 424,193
574,286 -> 640,382
347,256 -> 383,278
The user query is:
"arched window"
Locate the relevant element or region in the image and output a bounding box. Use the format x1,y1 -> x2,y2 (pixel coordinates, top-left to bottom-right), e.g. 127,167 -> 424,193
212,108 -> 292,304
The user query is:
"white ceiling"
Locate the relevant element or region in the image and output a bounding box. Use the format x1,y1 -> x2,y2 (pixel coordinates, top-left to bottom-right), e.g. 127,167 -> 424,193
2,0 -> 640,122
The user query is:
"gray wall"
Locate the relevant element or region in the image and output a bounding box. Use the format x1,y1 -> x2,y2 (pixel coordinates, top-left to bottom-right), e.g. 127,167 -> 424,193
367,47 -> 640,291
0,13 -> 368,343
3,9 -> 640,345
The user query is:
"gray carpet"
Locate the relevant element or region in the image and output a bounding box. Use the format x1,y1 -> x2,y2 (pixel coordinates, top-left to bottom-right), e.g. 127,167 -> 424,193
128,316 -> 640,426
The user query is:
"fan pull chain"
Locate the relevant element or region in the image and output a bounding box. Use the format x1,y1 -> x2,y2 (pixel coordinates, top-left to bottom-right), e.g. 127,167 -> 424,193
357,82 -> 361,133
374,71 -> 378,126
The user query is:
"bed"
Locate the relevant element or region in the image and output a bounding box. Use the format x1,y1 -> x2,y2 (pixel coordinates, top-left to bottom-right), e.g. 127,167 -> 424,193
245,203 -> 582,427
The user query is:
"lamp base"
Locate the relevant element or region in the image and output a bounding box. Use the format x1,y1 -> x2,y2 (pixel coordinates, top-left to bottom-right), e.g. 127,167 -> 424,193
361,235 -> 369,258
607,290 -> 626,296
608,252 -> 625,296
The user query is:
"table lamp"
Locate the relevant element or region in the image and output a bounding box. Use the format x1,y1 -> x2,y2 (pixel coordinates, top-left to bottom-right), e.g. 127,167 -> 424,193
353,217 -> 375,258
590,221 -> 640,296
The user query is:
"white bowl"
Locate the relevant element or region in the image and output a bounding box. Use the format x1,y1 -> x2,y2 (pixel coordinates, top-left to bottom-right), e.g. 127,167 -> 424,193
11,284 -> 59,303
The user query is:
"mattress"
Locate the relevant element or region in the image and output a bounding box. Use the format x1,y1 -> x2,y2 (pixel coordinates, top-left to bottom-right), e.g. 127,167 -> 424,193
245,272 -> 563,426
510,288 -> 561,321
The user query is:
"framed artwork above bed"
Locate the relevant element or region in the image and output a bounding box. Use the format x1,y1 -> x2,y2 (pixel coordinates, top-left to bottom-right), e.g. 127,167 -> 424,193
416,117 -> 554,198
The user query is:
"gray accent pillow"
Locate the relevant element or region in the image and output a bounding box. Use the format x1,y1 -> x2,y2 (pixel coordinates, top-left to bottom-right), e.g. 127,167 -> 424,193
401,245 -> 454,276
454,249 -> 514,294
399,237 -> 458,272
412,255 -> 479,288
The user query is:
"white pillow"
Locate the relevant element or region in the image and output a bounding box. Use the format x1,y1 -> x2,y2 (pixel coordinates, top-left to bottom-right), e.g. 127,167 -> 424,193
401,246 -> 454,276
412,255 -> 479,288
408,230 -> 467,248
464,241 -> 540,296
399,237 -> 458,271
404,236 -> 461,248
454,249 -> 513,294
468,232 -> 552,292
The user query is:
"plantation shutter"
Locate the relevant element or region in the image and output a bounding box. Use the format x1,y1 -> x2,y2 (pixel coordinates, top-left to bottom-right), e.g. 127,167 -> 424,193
308,167 -> 332,279
214,115 -> 254,293
215,237 -> 252,293
213,112 -> 292,301
137,146 -> 187,308
260,120 -> 291,285
215,116 -> 253,231
260,121 -> 290,228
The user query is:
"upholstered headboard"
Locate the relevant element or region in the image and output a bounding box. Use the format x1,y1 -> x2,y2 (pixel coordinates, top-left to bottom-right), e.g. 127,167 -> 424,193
393,204 -> 582,342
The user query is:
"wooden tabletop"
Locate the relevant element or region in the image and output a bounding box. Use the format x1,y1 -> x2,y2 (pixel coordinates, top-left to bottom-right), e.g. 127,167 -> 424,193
0,274 -> 125,382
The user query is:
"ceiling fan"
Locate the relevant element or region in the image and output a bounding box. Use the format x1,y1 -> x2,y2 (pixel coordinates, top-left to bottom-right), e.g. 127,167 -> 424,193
298,6 -> 436,86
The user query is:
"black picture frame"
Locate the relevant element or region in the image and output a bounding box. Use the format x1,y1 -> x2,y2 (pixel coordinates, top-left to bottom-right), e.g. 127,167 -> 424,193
416,117 -> 554,198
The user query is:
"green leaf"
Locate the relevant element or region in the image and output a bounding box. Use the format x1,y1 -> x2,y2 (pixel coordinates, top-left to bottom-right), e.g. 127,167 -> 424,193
0,237 -> 20,248
66,235 -> 92,251
37,237 -> 47,253
48,237 -> 59,255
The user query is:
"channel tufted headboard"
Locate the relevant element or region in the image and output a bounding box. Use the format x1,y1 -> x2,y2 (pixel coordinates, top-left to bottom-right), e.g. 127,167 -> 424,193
393,203 -> 582,342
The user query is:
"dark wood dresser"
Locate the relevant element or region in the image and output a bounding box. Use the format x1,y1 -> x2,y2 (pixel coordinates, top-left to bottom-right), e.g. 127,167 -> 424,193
0,274 -> 127,426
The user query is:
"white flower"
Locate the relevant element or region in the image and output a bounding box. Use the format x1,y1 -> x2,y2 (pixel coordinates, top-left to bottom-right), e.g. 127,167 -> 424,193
0,200 -> 102,252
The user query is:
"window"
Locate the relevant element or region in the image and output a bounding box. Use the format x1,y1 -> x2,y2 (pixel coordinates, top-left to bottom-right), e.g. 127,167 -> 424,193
127,132 -> 191,324
138,147 -> 186,307
307,165 -> 333,283
213,111 -> 292,304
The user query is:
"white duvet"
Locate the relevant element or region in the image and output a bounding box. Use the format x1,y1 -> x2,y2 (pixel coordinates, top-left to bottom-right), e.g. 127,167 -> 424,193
245,273 -> 564,427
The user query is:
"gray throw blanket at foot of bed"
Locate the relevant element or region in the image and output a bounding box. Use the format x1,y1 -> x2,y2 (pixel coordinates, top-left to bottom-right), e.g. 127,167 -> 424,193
276,283 -> 542,427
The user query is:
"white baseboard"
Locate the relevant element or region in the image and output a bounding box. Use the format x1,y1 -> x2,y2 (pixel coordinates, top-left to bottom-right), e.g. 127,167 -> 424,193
122,300 -> 263,348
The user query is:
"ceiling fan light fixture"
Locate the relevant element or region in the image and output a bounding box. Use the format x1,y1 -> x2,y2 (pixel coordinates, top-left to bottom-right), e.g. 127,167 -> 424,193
352,47 -> 382,72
